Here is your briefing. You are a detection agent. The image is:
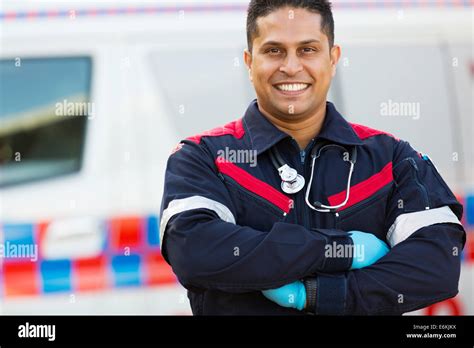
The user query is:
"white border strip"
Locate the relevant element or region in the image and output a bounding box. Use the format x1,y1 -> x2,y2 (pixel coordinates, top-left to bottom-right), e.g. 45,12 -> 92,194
159,196 -> 235,247
387,206 -> 461,247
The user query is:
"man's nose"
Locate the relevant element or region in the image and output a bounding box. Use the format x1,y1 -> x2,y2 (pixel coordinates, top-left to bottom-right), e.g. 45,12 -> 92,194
279,52 -> 303,76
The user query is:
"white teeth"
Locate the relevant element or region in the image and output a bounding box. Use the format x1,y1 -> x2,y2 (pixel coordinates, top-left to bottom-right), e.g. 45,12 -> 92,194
276,84 -> 309,92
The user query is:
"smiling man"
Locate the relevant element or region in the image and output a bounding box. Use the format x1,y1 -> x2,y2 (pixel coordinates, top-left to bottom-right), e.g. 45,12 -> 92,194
159,0 -> 465,315
244,2 -> 339,150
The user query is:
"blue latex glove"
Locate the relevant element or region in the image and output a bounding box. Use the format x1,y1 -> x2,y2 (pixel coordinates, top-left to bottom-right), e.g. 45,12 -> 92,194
262,281 -> 306,310
349,230 -> 389,270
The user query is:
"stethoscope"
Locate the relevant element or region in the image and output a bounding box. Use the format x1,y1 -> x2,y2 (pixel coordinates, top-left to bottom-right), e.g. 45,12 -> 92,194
269,142 -> 358,213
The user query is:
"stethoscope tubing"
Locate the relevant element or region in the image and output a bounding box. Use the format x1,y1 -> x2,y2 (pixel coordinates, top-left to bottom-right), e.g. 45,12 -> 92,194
270,143 -> 358,213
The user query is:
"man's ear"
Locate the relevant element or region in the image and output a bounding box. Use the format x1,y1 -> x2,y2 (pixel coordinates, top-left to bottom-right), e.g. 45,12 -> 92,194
330,45 -> 341,77
244,49 -> 253,82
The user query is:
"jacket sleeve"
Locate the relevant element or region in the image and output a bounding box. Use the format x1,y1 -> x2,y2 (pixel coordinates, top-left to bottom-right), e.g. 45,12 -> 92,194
307,139 -> 466,315
160,140 -> 353,293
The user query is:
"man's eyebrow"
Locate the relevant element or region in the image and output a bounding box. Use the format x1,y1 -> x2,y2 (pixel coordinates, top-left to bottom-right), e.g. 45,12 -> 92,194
260,39 -> 321,47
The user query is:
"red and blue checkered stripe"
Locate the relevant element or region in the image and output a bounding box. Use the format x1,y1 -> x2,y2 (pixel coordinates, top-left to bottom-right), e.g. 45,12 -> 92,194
462,194 -> 474,263
0,215 -> 177,298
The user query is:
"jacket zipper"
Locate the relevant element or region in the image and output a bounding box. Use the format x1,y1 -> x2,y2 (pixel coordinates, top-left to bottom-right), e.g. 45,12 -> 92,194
295,139 -> 315,229
409,158 -> 430,209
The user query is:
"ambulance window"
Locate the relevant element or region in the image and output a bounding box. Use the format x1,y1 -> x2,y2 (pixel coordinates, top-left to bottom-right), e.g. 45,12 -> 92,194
0,57 -> 92,187
331,44 -> 459,187
149,48 -> 256,139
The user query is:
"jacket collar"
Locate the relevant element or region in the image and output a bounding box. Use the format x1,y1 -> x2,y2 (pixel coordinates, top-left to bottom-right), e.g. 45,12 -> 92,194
242,99 -> 363,155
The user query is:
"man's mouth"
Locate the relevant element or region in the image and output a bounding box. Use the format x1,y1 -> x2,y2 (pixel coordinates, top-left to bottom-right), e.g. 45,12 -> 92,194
273,83 -> 312,95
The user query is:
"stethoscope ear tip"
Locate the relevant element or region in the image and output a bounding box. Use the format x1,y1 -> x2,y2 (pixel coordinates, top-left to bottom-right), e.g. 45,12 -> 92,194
313,201 -> 338,213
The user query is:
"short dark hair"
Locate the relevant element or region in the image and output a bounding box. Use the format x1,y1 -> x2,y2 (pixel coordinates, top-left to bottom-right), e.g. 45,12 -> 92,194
246,0 -> 334,52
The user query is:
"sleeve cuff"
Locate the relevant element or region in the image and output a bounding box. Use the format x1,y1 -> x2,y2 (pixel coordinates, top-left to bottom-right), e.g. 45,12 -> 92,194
303,278 -> 317,313
314,229 -> 353,272
315,273 -> 347,315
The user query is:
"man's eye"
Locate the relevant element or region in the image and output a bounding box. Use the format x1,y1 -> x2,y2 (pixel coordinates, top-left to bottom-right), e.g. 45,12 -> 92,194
302,47 -> 317,53
267,48 -> 281,54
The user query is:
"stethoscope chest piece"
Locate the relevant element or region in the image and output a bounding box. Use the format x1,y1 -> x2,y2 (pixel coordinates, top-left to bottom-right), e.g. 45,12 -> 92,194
270,143 -> 358,209
278,164 -> 305,194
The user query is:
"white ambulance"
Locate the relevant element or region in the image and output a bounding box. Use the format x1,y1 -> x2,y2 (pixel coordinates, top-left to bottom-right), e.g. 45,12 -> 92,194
0,0 -> 472,315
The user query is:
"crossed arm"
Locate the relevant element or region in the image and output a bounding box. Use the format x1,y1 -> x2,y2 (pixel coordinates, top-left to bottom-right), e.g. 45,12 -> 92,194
262,222 -> 464,315
161,140 -> 466,315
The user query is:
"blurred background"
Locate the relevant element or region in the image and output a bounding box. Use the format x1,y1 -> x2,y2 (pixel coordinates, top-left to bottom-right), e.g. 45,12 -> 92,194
0,0 -> 472,315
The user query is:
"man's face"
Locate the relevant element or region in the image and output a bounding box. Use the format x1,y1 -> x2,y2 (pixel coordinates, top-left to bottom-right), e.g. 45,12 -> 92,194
244,7 -> 341,122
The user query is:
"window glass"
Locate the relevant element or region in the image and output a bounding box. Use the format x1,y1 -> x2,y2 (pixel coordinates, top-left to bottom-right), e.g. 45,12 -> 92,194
0,57 -> 92,187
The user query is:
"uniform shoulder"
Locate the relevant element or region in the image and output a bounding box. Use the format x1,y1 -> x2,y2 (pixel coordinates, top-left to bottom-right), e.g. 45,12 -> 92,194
185,118 -> 245,144
348,123 -> 414,163
349,122 -> 400,141
170,118 -> 245,157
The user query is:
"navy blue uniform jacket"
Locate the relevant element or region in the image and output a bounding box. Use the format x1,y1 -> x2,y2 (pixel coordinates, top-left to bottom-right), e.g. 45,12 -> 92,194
159,100 -> 465,315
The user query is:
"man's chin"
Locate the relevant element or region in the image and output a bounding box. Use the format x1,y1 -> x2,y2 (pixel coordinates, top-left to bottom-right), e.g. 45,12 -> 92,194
273,103 -> 309,117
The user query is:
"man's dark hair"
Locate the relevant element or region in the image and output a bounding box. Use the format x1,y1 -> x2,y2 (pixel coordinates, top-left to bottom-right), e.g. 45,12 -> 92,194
246,0 -> 334,52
